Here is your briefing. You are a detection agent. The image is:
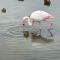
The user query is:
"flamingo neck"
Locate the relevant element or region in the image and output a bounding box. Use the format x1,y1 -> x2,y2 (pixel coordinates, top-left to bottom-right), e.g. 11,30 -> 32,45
28,19 -> 32,26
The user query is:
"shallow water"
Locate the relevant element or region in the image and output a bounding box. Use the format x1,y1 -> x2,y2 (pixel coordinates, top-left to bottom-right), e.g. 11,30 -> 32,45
0,0 -> 60,60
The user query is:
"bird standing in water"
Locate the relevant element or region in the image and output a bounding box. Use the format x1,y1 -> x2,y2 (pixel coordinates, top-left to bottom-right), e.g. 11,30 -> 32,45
22,10 -> 54,37
44,0 -> 51,6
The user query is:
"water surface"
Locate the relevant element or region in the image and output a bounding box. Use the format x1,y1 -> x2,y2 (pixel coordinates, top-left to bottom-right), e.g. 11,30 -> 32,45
0,0 -> 60,60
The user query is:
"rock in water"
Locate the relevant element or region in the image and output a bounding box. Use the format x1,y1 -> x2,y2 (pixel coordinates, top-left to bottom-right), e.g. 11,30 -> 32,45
18,0 -> 24,1
44,0 -> 51,6
1,8 -> 6,13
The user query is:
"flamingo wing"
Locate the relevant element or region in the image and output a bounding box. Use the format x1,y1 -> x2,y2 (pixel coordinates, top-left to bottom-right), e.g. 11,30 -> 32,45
30,10 -> 54,21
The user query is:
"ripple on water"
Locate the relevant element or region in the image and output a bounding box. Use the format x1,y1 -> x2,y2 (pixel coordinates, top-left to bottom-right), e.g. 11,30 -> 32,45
2,25 -> 54,48
7,25 -> 23,36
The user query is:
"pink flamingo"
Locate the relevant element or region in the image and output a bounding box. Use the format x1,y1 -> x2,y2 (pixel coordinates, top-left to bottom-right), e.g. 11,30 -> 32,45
22,10 -> 54,37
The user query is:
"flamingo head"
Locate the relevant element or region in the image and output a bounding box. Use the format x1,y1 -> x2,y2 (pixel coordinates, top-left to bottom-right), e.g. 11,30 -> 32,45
22,16 -> 32,26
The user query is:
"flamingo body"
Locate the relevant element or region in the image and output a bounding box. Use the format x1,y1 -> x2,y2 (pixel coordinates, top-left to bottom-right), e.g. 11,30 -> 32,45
22,10 -> 54,26
22,10 -> 54,37
30,10 -> 54,21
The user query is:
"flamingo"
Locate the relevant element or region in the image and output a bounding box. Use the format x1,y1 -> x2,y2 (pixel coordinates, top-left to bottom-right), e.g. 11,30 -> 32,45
22,10 -> 54,37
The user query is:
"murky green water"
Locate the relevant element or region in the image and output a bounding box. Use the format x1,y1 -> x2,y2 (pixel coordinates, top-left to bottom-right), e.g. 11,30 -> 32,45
0,0 -> 60,60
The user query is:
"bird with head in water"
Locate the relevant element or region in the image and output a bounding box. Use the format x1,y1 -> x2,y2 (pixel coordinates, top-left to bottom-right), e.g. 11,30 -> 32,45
22,10 -> 54,37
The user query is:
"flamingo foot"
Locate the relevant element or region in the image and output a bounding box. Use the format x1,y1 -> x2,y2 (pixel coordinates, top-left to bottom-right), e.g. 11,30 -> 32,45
36,29 -> 42,37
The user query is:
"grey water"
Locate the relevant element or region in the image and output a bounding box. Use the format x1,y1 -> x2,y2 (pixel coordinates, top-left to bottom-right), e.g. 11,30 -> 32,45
0,0 -> 60,60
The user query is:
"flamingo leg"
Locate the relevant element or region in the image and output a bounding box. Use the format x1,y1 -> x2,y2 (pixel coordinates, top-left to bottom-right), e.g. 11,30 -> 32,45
48,29 -> 53,37
39,28 -> 42,37
47,22 -> 54,37
37,21 -> 42,37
